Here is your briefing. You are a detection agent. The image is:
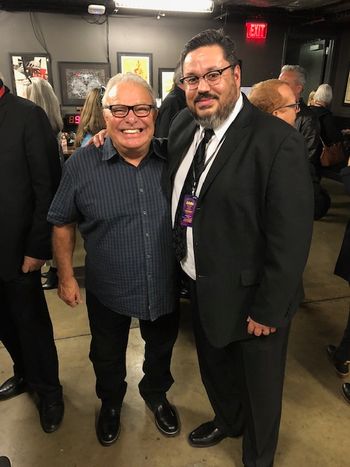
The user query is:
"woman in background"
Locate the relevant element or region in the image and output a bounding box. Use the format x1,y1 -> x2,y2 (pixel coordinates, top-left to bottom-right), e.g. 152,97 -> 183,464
75,86 -> 105,147
25,77 -> 63,289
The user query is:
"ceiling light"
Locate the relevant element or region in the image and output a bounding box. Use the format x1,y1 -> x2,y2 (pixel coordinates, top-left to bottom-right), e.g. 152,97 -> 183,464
88,4 -> 106,15
114,0 -> 214,14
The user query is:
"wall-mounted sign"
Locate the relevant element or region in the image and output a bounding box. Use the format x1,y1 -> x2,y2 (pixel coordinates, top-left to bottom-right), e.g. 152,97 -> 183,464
246,22 -> 268,40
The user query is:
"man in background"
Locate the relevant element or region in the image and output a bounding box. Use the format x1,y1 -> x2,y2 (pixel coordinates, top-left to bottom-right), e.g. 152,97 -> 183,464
279,64 -> 329,219
0,73 -> 63,433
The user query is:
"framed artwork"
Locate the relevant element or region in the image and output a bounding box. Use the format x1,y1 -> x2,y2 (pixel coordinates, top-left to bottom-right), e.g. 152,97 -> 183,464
344,66 -> 350,106
10,53 -> 52,98
58,61 -> 110,106
117,52 -> 153,86
158,68 -> 174,101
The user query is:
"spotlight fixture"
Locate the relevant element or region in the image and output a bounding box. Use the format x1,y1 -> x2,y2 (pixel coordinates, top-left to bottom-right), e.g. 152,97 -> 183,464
114,0 -> 214,14
88,4 -> 106,15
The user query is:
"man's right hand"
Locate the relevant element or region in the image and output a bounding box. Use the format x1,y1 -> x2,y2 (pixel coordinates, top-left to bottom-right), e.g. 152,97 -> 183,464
58,276 -> 83,307
90,129 -> 108,147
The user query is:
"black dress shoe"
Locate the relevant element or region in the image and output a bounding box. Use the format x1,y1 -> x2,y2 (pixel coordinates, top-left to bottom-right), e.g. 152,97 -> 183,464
39,399 -> 64,433
188,421 -> 228,447
42,267 -> 58,290
147,399 -> 180,436
96,406 -> 120,446
0,456 -> 11,467
342,383 -> 350,403
0,375 -> 27,401
326,344 -> 349,377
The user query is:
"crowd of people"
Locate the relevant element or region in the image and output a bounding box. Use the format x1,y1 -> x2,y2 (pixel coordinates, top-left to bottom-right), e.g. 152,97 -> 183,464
0,27 -> 349,467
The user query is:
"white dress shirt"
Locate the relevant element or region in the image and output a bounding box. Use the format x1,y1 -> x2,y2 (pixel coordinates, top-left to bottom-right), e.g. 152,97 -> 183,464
171,93 -> 244,280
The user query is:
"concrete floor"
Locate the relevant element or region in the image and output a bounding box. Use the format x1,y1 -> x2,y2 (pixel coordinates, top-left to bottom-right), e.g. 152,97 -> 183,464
1,178 -> 350,467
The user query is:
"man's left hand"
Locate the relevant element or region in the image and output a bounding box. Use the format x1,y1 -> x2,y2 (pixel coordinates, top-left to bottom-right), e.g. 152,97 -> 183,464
21,256 -> 46,273
247,316 -> 276,336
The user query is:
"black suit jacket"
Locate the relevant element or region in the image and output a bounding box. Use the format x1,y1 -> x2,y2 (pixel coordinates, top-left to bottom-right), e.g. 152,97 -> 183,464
334,166 -> 350,282
168,96 -> 314,347
0,87 -> 61,281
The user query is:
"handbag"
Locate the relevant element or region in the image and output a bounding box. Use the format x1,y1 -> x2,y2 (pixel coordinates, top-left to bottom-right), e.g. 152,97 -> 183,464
320,139 -> 346,167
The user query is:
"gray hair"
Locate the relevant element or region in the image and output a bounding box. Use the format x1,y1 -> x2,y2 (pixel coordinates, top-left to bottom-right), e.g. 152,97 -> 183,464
25,77 -> 63,135
280,65 -> 307,88
314,83 -> 332,106
102,73 -> 156,107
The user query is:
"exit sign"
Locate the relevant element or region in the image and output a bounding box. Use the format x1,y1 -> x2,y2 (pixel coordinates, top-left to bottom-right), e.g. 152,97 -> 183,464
246,22 -> 268,40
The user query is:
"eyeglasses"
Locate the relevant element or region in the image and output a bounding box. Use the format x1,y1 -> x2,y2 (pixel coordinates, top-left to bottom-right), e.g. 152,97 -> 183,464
104,104 -> 155,118
180,65 -> 234,89
274,101 -> 300,112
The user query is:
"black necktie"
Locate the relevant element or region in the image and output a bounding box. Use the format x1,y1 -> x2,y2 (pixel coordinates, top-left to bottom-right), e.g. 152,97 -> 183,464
173,128 -> 214,262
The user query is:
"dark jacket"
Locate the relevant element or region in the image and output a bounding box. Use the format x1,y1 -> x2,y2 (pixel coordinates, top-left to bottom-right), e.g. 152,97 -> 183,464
310,105 -> 343,146
168,96 -> 314,347
0,86 -> 61,280
296,99 -> 321,164
334,166 -> 350,282
155,86 -> 186,138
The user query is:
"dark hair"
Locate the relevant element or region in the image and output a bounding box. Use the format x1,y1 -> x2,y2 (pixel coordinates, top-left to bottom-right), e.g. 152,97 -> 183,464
180,28 -> 239,71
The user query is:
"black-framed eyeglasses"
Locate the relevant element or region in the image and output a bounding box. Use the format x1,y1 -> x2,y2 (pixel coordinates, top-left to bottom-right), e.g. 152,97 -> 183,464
274,101 -> 300,112
104,104 -> 155,118
180,64 -> 234,89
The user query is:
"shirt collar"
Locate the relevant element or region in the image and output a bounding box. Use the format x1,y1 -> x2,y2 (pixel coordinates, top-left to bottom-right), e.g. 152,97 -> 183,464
101,136 -> 166,162
199,92 -> 244,141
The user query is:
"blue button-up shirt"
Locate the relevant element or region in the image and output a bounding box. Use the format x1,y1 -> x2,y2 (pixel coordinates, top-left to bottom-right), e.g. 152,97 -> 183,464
48,137 -> 176,321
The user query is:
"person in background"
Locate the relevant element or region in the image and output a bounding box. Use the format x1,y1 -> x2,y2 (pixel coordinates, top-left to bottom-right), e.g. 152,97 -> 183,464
327,157 -> 350,402
48,73 -> 180,447
0,73 -> 63,433
309,83 -> 343,150
25,77 -> 64,290
307,90 -> 316,106
279,65 -> 330,219
155,62 -> 186,138
75,86 -> 105,147
168,29 -> 313,467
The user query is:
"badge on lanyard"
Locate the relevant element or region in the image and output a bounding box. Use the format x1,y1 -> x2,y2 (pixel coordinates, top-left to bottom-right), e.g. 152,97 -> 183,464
180,194 -> 198,227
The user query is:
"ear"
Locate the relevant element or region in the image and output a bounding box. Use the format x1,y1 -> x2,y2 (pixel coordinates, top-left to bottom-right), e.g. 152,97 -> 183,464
272,110 -> 279,117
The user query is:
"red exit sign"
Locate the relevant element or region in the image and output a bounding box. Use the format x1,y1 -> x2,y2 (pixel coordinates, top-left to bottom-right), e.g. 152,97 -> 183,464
246,22 -> 268,40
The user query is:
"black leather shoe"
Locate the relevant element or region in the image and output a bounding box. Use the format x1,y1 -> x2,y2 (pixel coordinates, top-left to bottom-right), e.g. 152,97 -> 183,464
188,421 -> 229,447
96,406 -> 120,446
147,399 -> 180,436
0,375 -> 27,401
342,383 -> 350,403
326,344 -> 349,377
42,268 -> 58,290
39,399 -> 64,433
0,456 -> 11,467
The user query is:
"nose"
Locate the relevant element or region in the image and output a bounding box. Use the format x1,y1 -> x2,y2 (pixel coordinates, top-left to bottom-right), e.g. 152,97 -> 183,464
197,76 -> 211,92
124,109 -> 138,122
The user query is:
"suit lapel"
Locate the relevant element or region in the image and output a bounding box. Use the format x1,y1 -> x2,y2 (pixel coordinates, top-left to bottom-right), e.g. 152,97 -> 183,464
168,115 -> 197,179
199,98 -> 254,200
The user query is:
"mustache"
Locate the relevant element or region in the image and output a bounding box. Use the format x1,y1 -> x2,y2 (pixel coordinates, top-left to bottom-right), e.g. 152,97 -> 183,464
194,92 -> 218,103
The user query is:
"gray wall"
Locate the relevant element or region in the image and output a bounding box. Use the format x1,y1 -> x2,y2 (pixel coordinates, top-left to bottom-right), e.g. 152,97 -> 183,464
0,10 -> 287,111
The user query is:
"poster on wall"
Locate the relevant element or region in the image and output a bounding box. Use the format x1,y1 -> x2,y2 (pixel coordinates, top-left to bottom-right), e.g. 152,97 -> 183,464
158,68 -> 174,101
58,62 -> 110,106
117,52 -> 153,86
10,53 -> 52,98
344,67 -> 350,105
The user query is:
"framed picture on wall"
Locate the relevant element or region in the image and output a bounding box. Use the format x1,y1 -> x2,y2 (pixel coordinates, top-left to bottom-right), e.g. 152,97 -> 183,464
344,66 -> 350,106
58,61 -> 110,106
117,52 -> 153,86
10,53 -> 52,98
158,68 -> 175,101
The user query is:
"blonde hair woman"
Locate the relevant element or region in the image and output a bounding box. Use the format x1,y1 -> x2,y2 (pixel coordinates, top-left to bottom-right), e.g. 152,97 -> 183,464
75,86 -> 105,147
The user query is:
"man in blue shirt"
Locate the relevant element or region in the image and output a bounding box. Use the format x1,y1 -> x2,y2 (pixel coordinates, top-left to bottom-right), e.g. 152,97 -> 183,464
48,73 -> 179,446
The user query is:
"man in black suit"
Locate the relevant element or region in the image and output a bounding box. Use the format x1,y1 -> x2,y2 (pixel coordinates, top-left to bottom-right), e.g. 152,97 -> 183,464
0,76 -> 63,433
169,30 -> 313,466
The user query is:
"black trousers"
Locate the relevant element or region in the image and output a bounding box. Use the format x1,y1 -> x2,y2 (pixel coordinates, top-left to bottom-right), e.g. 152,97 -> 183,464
190,279 -> 290,467
335,309 -> 350,362
86,290 -> 179,409
0,271 -> 62,403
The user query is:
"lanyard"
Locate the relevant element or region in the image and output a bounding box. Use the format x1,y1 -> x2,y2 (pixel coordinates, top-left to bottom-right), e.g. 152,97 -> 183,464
191,132 -> 227,196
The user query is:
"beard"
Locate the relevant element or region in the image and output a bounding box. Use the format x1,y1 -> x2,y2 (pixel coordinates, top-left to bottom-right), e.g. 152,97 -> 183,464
188,92 -> 236,129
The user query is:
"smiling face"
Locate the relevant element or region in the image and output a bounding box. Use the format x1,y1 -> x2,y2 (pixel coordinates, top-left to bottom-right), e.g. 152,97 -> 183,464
103,81 -> 156,163
182,44 -> 241,129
